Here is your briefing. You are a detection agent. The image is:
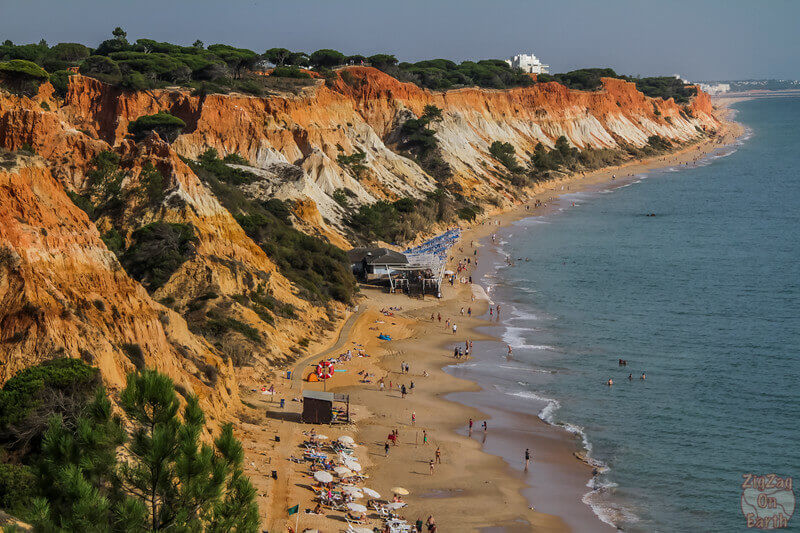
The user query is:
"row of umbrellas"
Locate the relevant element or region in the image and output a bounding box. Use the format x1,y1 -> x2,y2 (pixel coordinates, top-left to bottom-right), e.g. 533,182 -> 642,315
311,434 -> 356,446
309,433 -> 410,527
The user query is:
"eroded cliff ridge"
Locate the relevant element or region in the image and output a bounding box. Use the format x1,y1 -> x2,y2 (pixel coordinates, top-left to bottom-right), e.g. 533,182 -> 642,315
0,67 -> 719,413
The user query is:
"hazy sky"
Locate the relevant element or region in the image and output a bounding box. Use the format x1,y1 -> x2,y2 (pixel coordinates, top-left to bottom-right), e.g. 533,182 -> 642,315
1,0 -> 798,81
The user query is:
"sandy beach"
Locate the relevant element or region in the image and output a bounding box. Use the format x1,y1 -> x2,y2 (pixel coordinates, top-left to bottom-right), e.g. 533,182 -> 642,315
232,106 -> 745,533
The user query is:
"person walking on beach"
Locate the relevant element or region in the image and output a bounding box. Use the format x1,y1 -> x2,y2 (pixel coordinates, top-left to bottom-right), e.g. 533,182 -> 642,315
429,459 -> 435,475
525,448 -> 531,471
401,384 -> 407,398
385,442 -> 390,457
468,418 -> 473,434
467,307 -> 472,317
411,411 -> 416,425
423,430 -> 428,445
410,380 -> 414,393
452,323 -> 457,335
435,446 -> 441,464
379,378 -> 385,392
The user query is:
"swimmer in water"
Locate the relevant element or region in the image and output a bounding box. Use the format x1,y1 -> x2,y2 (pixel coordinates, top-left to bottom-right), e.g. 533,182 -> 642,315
607,378 -> 614,386
641,372 -> 646,380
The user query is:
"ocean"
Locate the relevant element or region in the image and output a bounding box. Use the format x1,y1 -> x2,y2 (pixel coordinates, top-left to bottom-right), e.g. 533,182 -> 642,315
451,98 -> 800,532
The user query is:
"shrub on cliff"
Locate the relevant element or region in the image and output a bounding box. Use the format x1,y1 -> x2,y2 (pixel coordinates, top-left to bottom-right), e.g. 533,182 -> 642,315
120,222 -> 199,291
48,69 -> 76,97
538,68 -> 621,91
128,112 -> 186,143
367,54 -> 398,69
198,148 -> 259,184
0,358 -> 101,458
190,151 -> 356,304
38,42 -> 90,71
634,76 -> 697,104
348,189 -> 470,244
206,44 -> 259,78
80,55 -> 122,85
271,65 -> 311,79
264,47 -> 292,66
489,141 -> 524,174
0,59 -> 49,94
373,57 -> 532,91
397,105 -> 454,181
310,49 -> 345,69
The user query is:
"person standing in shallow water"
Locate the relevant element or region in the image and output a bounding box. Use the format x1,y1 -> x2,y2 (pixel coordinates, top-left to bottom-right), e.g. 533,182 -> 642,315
525,448 -> 531,471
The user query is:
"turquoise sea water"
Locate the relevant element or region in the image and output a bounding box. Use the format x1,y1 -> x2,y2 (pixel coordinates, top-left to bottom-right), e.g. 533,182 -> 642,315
483,98 -> 800,531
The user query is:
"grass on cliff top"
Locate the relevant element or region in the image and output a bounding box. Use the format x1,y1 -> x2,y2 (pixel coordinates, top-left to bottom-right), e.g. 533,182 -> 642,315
188,149 -> 356,304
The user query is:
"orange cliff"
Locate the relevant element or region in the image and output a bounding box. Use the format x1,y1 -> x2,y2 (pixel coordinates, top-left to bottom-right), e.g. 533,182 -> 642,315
0,85 -> 334,413
42,68 -> 718,230
0,68 -> 722,412
0,156 -> 236,418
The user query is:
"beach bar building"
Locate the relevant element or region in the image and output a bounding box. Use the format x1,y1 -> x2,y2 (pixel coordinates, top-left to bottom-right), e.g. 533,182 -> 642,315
347,247 -> 409,282
301,390 -> 351,424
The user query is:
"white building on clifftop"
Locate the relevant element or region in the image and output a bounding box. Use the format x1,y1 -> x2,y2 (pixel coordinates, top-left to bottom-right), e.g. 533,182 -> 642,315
506,53 -> 549,74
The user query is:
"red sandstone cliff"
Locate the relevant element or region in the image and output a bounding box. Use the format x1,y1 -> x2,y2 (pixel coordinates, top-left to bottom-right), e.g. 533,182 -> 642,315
0,68 -> 721,414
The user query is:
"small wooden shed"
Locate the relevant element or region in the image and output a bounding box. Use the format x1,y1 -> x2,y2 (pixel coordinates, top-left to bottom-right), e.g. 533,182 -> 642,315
301,390 -> 350,424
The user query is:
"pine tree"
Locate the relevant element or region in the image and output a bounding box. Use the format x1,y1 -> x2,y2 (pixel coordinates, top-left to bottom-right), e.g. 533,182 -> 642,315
30,388 -> 132,532
118,369 -> 259,532
16,367 -> 259,532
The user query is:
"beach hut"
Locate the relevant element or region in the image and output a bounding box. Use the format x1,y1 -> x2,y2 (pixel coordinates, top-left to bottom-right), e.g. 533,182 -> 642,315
346,247 -> 409,281
301,390 -> 350,424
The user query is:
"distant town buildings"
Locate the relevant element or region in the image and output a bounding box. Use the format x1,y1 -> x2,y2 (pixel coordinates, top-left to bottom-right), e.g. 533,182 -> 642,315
506,53 -> 549,74
698,83 -> 731,95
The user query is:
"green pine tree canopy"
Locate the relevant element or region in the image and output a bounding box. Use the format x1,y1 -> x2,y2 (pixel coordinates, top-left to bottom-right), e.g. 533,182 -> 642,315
0,359 -> 260,532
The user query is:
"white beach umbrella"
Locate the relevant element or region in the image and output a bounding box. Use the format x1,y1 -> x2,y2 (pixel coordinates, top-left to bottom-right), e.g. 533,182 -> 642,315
346,503 -> 368,513
386,502 -> 406,510
391,487 -> 409,495
334,466 -> 353,477
362,487 -> 381,499
344,459 -> 362,472
313,471 -> 333,483
349,528 -> 373,533
338,435 -> 356,445
342,488 -> 364,499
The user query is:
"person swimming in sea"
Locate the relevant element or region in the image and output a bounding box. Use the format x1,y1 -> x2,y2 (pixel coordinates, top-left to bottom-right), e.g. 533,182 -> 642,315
607,378 -> 613,386
641,372 -> 646,380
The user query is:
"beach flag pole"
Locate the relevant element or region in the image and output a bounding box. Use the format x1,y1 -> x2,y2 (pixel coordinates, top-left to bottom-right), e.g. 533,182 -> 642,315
287,503 -> 299,532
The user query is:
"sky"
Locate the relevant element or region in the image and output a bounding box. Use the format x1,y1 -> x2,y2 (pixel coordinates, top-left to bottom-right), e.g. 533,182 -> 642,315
1,0 -> 798,81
